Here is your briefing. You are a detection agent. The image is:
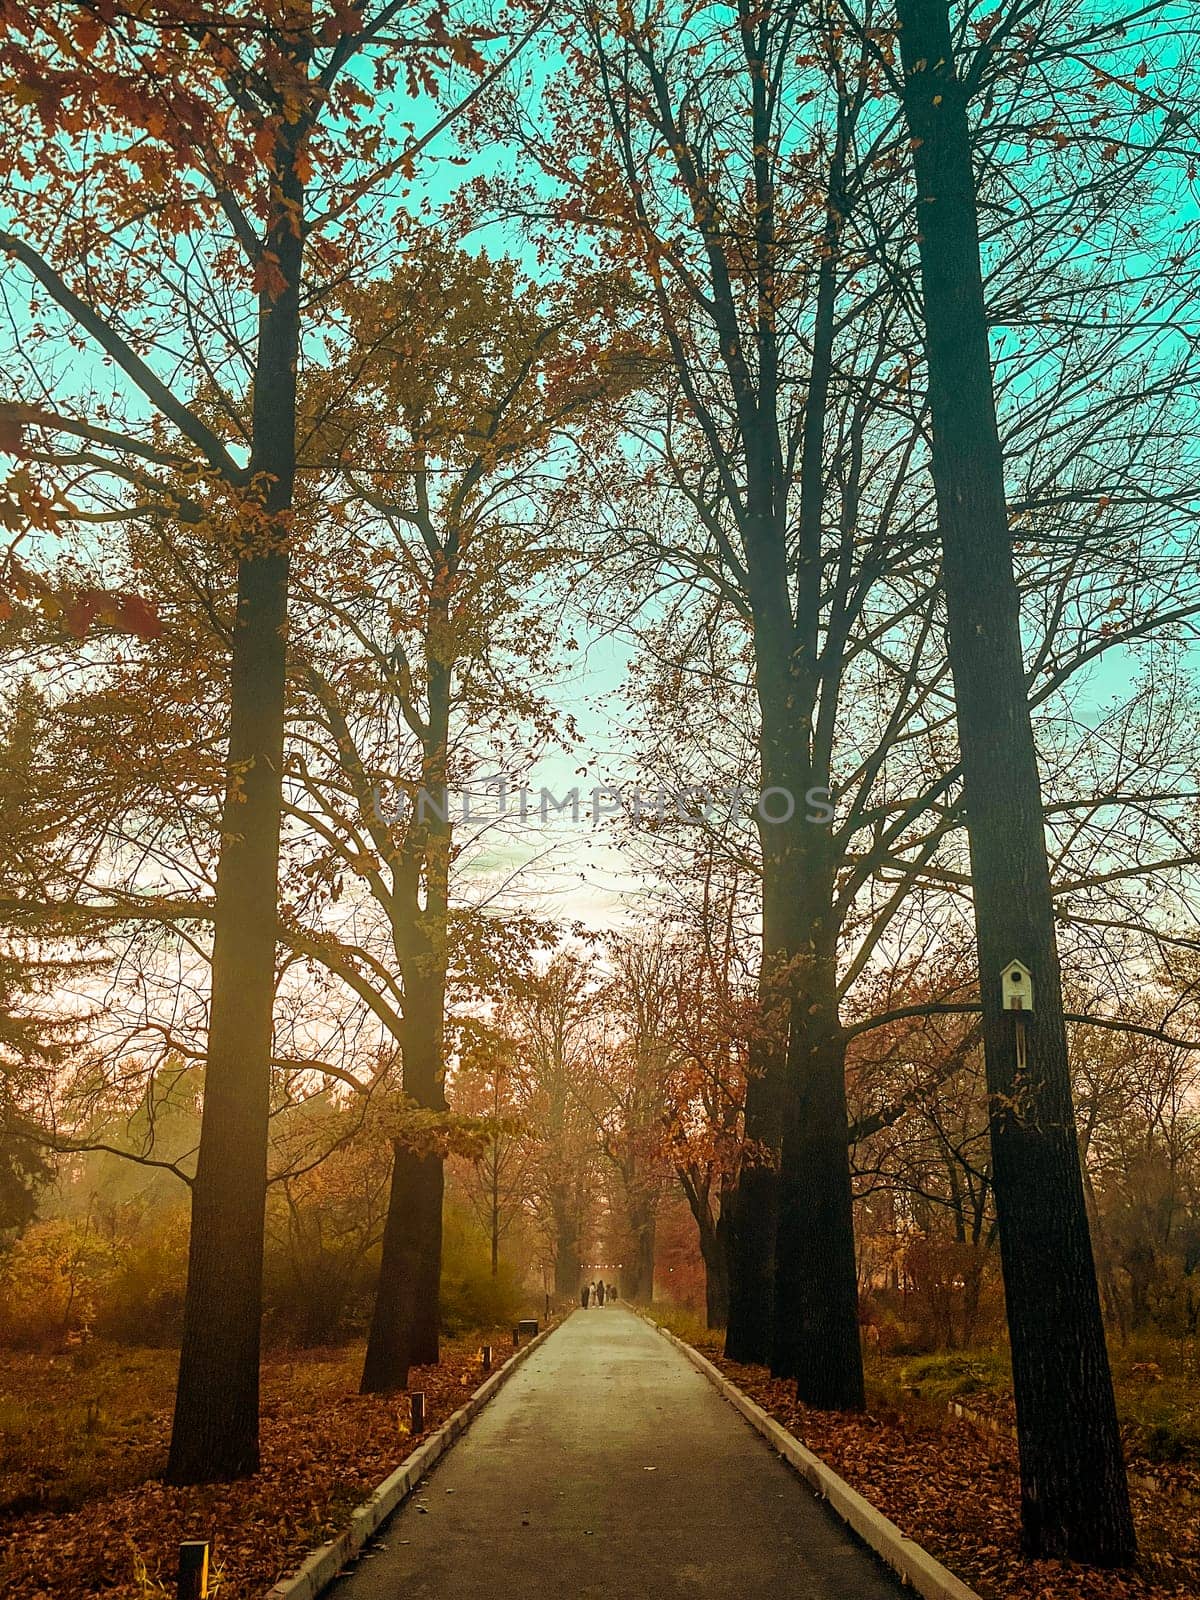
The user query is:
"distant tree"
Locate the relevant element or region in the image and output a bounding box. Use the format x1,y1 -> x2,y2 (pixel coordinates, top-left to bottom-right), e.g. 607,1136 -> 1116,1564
587,938 -> 680,1302
450,1020 -> 535,1278
507,954 -> 603,1300
0,682 -> 94,1231
265,1095 -> 394,1345
0,951 -> 57,1235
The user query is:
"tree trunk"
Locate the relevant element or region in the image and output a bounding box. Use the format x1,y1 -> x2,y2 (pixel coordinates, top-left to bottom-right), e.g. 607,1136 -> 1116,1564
723,964 -> 783,1359
766,135 -> 861,1407
678,1171 -> 732,1330
362,565 -> 454,1381
772,999 -> 865,1405
166,133 -> 303,1485
403,975 -> 445,1365
359,1138 -> 415,1394
753,655 -> 863,1405
723,685 -> 791,1362
361,969 -> 445,1388
490,1155 -> 500,1277
727,141 -> 857,1386
406,1153 -> 444,1365
626,1197 -> 656,1302
702,1202 -> 732,1329
165,496 -> 286,1486
723,1102 -> 778,1357
552,1185 -> 580,1299
896,0 -> 1135,1563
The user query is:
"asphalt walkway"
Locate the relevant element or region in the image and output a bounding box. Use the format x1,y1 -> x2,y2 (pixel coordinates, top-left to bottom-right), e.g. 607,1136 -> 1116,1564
328,1305 -> 906,1600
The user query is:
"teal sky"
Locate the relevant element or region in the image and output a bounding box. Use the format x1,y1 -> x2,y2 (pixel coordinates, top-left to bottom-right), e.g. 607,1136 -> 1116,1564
7,5 -> 1194,938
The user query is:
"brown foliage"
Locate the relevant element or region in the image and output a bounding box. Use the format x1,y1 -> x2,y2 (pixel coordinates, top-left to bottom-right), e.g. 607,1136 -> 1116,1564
698,1340 -> 1200,1600
0,1330 -> 531,1600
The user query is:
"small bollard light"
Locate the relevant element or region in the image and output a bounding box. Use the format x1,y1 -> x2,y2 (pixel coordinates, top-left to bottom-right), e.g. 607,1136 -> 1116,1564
177,1541 -> 209,1600
512,1325 -> 520,1348
410,1391 -> 425,1433
481,1344 -> 492,1372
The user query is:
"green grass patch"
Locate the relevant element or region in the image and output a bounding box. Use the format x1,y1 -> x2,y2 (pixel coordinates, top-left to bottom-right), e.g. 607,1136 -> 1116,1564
642,1303 -> 723,1353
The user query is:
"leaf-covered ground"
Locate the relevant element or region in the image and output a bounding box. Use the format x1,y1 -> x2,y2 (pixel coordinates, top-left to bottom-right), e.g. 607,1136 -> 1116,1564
0,1331 -> 532,1600
664,1320 -> 1200,1600
6,1318 -> 1195,1600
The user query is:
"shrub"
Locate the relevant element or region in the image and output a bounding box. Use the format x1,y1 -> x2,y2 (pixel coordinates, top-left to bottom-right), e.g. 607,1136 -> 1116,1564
91,1209 -> 189,1346
0,1218 -> 116,1348
1141,1417 -> 1200,1464
438,1205 -> 525,1336
262,1131 -> 392,1346
899,1349 -> 1011,1402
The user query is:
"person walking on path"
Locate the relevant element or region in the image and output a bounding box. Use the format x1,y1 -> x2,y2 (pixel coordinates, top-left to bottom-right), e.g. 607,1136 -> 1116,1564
580,1283 -> 590,1309
595,1280 -> 606,1307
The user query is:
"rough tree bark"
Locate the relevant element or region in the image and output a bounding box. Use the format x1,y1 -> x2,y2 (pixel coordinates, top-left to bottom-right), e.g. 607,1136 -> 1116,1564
753,130 -> 863,1406
708,1203 -> 732,1328
772,947 -> 864,1405
360,971 -> 446,1391
723,1039 -> 781,1357
398,972 -> 447,1365
359,1144 -> 443,1393
896,0 -> 1135,1561
166,120 -> 305,1483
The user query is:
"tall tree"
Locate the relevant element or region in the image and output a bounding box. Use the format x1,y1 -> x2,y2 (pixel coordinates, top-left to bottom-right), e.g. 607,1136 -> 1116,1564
0,0 -> 495,1481
504,0 -> 893,1399
0,240 -> 610,1394
301,245 -> 623,1386
893,0 -> 1134,1561
543,0 -> 1200,1400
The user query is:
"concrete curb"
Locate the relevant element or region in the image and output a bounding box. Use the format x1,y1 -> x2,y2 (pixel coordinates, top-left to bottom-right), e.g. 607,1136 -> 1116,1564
948,1397 -> 1017,1442
644,1317 -> 982,1600
264,1319 -> 564,1600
